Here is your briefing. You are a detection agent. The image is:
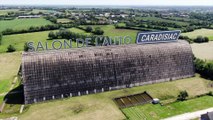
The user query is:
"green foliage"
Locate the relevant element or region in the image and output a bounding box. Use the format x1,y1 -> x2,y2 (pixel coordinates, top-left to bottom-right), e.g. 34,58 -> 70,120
7,45 -> 16,52
24,42 -> 29,52
85,26 -> 93,33
207,91 -> 213,96
177,90 -> 189,101
48,31 -> 56,39
179,35 -> 193,43
194,58 -> 213,79
122,96 -> 213,120
44,16 -> 57,23
0,32 -> 2,45
93,27 -> 104,35
48,29 -> 96,44
194,36 -> 209,43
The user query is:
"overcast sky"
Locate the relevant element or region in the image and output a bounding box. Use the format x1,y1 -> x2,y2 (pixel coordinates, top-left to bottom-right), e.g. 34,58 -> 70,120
0,0 -> 213,6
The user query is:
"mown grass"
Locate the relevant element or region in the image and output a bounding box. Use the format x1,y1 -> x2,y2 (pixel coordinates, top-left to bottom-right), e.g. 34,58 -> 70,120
122,96 -> 213,120
191,41 -> 213,60
182,28 -> 213,40
0,52 -> 21,96
0,52 -> 21,81
0,18 -> 53,32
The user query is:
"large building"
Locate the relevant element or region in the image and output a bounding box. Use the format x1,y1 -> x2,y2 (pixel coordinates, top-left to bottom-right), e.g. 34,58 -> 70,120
22,40 -> 194,104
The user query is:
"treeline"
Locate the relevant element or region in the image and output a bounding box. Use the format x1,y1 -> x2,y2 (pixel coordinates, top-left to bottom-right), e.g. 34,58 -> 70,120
179,35 -> 209,43
194,58 -> 213,80
2,24 -> 75,35
77,26 -> 104,35
48,29 -> 96,43
114,25 -> 152,31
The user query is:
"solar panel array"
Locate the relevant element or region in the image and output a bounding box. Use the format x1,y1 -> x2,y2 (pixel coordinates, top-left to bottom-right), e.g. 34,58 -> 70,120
22,40 -> 194,104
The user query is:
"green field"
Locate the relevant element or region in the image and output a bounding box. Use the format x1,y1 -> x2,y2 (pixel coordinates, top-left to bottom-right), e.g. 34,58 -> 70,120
182,28 -> 213,40
57,18 -> 71,23
122,96 -> 213,120
0,25 -> 137,53
0,9 -> 20,15
191,41 -> 213,60
0,52 -> 21,94
0,18 -> 53,32
139,17 -> 189,26
0,27 -> 89,53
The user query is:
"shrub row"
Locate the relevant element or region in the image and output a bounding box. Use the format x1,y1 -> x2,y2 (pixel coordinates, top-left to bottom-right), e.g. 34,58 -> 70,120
194,58 -> 213,80
2,24 -> 75,35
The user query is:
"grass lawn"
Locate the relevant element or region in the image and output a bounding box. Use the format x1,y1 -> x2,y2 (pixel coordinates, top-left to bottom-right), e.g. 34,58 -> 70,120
0,28 -> 87,53
182,29 -> 213,40
191,41 -> 213,60
0,18 -> 53,32
122,96 -> 213,120
57,18 -> 71,23
0,52 -> 21,94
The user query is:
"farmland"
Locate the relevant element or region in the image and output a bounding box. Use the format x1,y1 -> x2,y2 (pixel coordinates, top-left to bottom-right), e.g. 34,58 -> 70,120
57,18 -> 71,23
0,25 -> 138,53
0,9 -> 20,15
182,28 -> 213,40
0,18 -> 53,32
191,41 -> 213,60
0,6 -> 213,120
0,27 -> 88,53
122,96 -> 213,120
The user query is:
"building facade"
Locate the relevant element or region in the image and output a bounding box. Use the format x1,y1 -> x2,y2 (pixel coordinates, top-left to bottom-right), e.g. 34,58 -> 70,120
22,40 -> 194,104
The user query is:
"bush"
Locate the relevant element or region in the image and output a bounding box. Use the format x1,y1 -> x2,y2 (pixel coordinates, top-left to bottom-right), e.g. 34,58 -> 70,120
194,58 -> 213,79
7,45 -> 16,52
207,91 -> 213,96
85,26 -> 93,33
194,36 -> 209,43
48,31 -> 56,39
177,90 -> 188,101
93,27 -> 104,35
24,42 -> 29,52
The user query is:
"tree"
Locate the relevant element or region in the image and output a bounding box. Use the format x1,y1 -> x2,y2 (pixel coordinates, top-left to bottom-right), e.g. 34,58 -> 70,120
7,45 -> 16,52
0,32 -> 2,45
204,37 -> 209,42
93,27 -> 104,35
177,90 -> 188,101
85,26 -> 93,33
194,36 -> 209,43
24,42 -> 29,52
48,31 -> 56,39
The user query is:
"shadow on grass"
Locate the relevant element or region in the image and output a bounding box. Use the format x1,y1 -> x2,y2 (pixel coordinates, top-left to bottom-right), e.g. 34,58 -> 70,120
4,85 -> 24,104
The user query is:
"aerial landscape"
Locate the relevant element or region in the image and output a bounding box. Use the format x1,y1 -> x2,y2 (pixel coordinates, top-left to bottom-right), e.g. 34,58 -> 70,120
0,0 -> 213,120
